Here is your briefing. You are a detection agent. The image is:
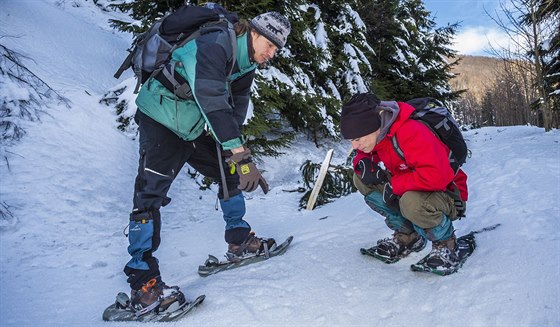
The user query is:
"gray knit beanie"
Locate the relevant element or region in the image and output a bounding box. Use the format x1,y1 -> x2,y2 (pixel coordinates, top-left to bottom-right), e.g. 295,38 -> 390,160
250,11 -> 291,49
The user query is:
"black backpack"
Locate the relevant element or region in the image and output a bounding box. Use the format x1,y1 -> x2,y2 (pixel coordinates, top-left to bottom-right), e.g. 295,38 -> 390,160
391,97 -> 468,174
113,3 -> 239,99
389,98 -> 469,217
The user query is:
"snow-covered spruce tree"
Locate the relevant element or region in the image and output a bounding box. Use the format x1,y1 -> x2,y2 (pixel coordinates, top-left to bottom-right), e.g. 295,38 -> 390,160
300,0 -> 464,209
99,78 -> 139,139
237,0 -> 374,148
0,44 -> 70,166
106,0 -> 372,208
1,43 -> 70,227
225,0 -> 375,208
108,0 -> 186,34
358,0 -> 461,104
104,1 -> 374,155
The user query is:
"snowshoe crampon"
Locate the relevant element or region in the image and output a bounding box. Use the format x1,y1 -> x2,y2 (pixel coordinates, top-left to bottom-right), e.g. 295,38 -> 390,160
198,236 -> 294,277
102,291 -> 205,322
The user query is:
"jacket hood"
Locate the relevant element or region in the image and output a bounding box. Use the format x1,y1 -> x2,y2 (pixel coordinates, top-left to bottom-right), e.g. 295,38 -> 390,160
376,101 -> 415,144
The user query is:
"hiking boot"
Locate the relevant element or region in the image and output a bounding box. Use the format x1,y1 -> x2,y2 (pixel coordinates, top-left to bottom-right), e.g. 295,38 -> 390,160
425,235 -> 460,269
375,231 -> 427,259
130,278 -> 185,316
226,231 -> 276,260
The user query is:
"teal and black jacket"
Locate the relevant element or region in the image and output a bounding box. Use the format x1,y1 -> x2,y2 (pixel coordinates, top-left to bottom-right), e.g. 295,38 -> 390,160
135,27 -> 257,150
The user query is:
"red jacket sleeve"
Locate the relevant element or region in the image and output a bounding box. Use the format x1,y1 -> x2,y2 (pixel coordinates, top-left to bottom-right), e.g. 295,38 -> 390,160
390,120 -> 455,196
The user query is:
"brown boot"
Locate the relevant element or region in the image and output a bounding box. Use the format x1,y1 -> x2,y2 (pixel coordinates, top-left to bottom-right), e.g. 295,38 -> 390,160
426,234 -> 459,269
227,232 -> 276,257
375,231 -> 427,259
130,278 -> 185,316
130,278 -> 163,316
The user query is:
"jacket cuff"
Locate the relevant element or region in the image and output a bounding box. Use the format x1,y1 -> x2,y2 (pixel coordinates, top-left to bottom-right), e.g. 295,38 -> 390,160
221,137 -> 243,150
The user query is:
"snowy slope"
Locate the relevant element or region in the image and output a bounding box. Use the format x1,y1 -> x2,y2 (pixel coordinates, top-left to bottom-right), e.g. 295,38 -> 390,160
1,1 -> 560,326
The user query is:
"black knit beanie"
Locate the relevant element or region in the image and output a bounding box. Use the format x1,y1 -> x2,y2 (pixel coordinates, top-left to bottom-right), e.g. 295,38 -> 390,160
340,92 -> 381,139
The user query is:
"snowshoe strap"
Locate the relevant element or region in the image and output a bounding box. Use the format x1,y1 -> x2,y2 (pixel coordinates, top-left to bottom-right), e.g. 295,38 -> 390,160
114,49 -> 134,79
135,300 -> 161,317
262,239 -> 270,259
233,233 -> 256,256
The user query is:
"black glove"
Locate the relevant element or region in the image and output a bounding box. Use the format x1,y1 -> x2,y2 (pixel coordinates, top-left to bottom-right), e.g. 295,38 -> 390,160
382,183 -> 398,204
227,149 -> 269,194
455,198 -> 466,217
356,158 -> 388,186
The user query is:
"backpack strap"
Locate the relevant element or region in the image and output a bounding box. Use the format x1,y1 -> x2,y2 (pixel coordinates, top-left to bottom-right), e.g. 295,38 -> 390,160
391,135 -> 405,162
392,126 -> 458,175
391,119 -> 436,162
115,46 -> 143,93
152,17 -> 237,100
114,50 -> 134,80
226,20 -> 237,77
446,181 -> 466,218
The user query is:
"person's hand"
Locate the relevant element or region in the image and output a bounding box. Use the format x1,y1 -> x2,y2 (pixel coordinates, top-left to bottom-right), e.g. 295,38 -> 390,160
227,149 -> 269,194
355,158 -> 388,185
454,198 -> 466,217
383,183 -> 398,204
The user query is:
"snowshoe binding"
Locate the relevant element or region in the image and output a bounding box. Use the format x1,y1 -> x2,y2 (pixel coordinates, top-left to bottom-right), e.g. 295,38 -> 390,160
411,233 -> 476,276
198,234 -> 294,277
102,278 -> 204,322
361,232 -> 426,263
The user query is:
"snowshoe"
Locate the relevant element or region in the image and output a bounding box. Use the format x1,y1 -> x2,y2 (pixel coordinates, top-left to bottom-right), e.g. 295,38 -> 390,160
102,282 -> 204,322
198,236 -> 293,277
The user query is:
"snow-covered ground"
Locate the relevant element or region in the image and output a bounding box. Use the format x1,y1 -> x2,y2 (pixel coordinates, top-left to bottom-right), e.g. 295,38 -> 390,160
1,1 -> 559,326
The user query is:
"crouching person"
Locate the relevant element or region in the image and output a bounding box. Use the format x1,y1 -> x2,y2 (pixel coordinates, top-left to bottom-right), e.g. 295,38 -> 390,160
340,93 -> 468,270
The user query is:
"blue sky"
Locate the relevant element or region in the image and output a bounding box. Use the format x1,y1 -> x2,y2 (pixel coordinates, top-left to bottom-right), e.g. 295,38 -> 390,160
424,0 -> 509,56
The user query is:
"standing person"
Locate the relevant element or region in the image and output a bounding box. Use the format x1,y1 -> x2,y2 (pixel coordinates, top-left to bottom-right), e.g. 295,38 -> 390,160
340,93 -> 468,270
124,10 -> 291,313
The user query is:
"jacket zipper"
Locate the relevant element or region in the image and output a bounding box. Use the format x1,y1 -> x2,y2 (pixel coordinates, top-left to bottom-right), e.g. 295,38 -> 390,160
189,115 -> 204,133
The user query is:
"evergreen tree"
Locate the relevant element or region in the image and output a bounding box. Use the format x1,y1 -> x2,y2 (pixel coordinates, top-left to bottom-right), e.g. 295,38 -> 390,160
105,0 -> 467,208
109,0 -> 187,34
358,0 -> 461,104
107,0 -> 374,154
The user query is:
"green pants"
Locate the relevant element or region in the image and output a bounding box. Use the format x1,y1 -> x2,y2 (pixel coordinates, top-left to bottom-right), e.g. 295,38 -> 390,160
354,174 -> 457,231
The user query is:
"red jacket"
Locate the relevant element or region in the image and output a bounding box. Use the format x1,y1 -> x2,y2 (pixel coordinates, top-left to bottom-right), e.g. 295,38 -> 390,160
353,102 -> 468,201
